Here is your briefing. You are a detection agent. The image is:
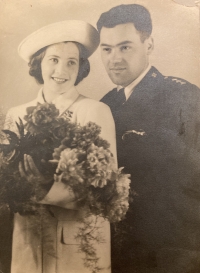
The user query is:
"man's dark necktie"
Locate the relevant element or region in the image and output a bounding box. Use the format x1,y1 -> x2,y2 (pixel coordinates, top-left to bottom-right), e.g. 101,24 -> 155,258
116,88 -> 126,106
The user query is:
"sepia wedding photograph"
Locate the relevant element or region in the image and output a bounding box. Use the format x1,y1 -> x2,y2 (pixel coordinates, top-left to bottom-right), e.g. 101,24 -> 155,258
0,0 -> 199,272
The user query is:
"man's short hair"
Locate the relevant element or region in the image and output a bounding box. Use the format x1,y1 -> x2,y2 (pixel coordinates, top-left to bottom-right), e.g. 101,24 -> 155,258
28,42 -> 90,86
97,4 -> 152,42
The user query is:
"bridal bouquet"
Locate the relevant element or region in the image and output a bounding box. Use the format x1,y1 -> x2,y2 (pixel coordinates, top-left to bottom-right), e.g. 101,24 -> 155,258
0,102 -> 131,272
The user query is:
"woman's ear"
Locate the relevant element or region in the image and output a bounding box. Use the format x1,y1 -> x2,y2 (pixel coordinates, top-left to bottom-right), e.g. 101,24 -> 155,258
146,37 -> 154,55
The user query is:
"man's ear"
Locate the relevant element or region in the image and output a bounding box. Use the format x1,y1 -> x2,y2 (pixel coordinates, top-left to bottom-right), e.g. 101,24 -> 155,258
146,37 -> 154,55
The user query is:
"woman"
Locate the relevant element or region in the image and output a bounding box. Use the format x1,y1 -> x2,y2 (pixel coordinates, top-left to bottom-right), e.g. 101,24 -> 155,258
5,20 -> 116,273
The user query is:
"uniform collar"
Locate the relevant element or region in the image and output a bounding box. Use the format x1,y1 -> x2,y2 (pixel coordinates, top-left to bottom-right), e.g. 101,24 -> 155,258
117,64 -> 151,100
36,86 -> 79,115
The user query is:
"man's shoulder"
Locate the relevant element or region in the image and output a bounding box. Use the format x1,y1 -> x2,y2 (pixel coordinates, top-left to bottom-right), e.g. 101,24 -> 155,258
101,88 -> 116,99
150,67 -> 199,91
100,88 -> 117,105
100,67 -> 200,105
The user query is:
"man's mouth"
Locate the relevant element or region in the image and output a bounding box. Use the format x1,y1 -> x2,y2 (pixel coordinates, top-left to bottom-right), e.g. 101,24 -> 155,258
52,77 -> 67,83
109,68 -> 126,72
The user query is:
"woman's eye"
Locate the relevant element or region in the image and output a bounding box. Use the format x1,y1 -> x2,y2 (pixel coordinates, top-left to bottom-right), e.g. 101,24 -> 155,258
50,58 -> 58,63
68,60 -> 77,66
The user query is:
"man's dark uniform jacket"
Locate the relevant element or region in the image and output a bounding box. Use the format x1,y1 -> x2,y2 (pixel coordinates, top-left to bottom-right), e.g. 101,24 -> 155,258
101,66 -> 200,273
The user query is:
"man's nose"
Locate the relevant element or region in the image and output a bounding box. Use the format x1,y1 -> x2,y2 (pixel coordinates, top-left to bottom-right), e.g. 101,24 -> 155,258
109,48 -> 122,63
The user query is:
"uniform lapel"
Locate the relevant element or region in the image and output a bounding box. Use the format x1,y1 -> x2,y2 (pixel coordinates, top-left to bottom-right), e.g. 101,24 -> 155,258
127,66 -> 161,103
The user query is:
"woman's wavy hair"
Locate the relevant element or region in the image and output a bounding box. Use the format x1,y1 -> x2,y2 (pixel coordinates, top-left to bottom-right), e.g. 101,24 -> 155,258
28,42 -> 90,86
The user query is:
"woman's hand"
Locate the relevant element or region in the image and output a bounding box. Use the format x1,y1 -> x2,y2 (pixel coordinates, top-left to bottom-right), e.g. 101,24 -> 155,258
19,154 -> 77,208
19,154 -> 48,185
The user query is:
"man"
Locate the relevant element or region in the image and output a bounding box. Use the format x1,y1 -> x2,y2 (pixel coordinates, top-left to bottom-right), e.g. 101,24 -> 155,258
97,4 -> 200,273
0,208 -> 13,273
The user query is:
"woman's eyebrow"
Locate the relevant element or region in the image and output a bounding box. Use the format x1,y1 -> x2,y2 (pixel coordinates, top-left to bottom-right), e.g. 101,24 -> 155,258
47,54 -> 60,58
47,55 -> 78,61
68,57 -> 79,60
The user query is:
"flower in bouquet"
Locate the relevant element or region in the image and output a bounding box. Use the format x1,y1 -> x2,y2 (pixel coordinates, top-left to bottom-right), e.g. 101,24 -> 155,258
52,141 -> 131,223
86,144 -> 115,188
24,102 -> 59,135
55,148 -> 85,185
71,122 -> 102,149
106,169 -> 131,223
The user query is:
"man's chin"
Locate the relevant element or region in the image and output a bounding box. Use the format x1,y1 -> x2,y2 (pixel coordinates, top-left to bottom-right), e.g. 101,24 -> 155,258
108,76 -> 126,86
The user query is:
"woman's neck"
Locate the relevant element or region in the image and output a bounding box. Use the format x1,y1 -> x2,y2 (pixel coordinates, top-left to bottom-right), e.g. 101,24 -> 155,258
42,87 -> 67,103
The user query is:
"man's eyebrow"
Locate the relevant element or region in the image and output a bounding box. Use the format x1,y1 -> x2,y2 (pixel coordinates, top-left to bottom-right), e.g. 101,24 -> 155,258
117,41 -> 133,46
100,43 -> 113,47
100,41 -> 133,47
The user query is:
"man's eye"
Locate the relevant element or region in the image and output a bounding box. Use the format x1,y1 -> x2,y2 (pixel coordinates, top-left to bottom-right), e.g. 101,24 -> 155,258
102,48 -> 111,53
121,46 -> 131,51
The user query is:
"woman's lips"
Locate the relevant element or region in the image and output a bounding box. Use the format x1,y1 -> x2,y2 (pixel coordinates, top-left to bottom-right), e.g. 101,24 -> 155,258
52,77 -> 67,83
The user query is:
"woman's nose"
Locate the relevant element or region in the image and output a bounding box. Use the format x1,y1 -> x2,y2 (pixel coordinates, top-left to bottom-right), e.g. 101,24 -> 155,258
55,62 -> 69,76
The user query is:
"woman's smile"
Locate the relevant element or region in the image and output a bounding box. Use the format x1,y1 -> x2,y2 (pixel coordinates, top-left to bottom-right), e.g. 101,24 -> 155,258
41,42 -> 79,99
52,77 -> 68,84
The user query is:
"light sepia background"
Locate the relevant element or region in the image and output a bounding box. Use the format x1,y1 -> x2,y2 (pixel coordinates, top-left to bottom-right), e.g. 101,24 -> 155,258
0,0 -> 199,113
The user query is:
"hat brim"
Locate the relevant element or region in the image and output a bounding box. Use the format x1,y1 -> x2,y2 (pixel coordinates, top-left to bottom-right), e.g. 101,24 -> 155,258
18,20 -> 100,62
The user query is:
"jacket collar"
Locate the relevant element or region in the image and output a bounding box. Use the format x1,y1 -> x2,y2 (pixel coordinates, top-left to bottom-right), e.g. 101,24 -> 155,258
127,66 -> 163,101
36,86 -> 79,116
135,66 -> 162,90
117,64 -> 151,100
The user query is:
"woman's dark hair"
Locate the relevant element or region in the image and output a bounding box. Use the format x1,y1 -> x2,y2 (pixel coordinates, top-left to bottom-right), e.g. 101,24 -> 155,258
28,42 -> 90,86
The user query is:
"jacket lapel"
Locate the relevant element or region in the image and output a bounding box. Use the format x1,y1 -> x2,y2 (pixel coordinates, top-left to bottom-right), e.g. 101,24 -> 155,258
127,66 -> 162,103
41,86 -> 80,116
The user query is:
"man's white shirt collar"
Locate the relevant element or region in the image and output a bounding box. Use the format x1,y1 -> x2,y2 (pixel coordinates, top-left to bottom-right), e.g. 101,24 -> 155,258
117,64 -> 151,100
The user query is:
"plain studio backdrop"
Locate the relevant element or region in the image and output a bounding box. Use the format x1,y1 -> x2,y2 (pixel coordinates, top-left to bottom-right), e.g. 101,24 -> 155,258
0,0 -> 199,113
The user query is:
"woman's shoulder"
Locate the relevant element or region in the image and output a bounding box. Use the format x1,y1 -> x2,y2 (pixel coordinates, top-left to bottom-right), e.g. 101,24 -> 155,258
4,99 -> 37,132
7,99 -> 37,117
75,95 -> 110,111
70,95 -> 113,126
6,99 -> 38,126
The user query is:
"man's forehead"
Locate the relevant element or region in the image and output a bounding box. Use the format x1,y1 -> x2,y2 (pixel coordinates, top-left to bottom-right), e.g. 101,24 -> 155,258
100,23 -> 141,45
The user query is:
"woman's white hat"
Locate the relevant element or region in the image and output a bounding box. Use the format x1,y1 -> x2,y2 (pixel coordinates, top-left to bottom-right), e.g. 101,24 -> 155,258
18,20 -> 100,62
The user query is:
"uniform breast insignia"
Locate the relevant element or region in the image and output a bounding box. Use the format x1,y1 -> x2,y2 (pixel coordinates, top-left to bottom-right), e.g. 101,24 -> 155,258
152,72 -> 157,78
172,78 -> 186,85
122,129 -> 146,140
62,110 -> 73,120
